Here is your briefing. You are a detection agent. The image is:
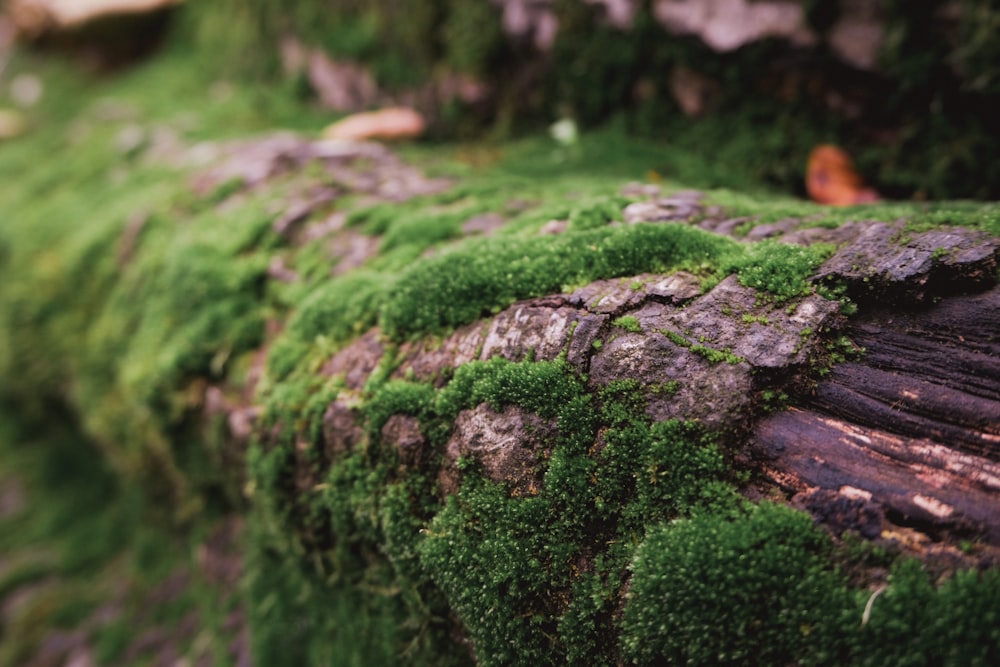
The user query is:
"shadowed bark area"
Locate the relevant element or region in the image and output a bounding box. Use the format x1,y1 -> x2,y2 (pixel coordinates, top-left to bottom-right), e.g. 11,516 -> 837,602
751,285 -> 1000,545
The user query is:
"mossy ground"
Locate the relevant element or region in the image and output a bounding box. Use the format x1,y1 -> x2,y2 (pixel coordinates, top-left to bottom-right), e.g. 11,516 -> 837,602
1,22 -> 999,666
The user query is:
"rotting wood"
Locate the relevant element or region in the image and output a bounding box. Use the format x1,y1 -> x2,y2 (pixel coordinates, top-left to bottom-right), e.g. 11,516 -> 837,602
750,285 -> 1000,548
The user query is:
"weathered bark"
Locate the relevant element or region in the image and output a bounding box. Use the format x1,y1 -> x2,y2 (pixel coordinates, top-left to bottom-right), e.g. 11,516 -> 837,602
750,285 -> 1000,546
206,156 -> 1000,559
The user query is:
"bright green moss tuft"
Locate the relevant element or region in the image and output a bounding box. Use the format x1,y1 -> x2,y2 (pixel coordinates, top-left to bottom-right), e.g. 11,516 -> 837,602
723,240 -> 834,302
364,381 -> 436,436
568,196 -> 629,231
597,379 -> 647,426
378,209 -> 467,254
288,272 -> 388,344
126,244 -> 268,386
854,559 -> 1000,667
435,357 -> 584,419
266,271 -> 391,380
622,502 -> 853,666
418,413 -> 737,664
421,359 -> 739,664
623,504 -> 1000,666
658,329 -> 746,365
611,315 -> 642,332
419,484 -> 558,667
382,223 -> 739,340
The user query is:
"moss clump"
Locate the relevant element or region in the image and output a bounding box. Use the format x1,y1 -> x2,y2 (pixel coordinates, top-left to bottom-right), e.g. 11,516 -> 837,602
381,223 -> 738,340
623,502 -> 853,666
363,380 -> 437,436
288,271 -> 389,343
623,505 -> 1000,667
418,483 -> 559,666
659,329 -> 746,365
611,315 -> 642,332
435,357 -> 584,419
416,362 -> 739,665
249,354 -> 742,665
723,240 -> 835,302
567,196 -> 629,231
851,559 -> 1000,667
268,271 -> 389,379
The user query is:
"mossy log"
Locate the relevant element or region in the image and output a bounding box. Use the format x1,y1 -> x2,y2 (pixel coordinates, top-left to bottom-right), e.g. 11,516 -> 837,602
181,138 -> 1000,663
217,166 -> 1000,555
4,130 -> 1000,665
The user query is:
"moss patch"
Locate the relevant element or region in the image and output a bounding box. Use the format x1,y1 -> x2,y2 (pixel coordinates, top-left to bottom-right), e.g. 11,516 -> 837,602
723,240 -> 836,303
623,503 -> 853,666
382,224 -> 738,340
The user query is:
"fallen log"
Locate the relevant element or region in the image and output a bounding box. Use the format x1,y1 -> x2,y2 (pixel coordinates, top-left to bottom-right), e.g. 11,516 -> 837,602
5,129 -> 1000,665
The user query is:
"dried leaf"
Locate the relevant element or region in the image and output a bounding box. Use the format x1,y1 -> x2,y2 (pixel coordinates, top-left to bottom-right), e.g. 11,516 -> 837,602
806,144 -> 879,206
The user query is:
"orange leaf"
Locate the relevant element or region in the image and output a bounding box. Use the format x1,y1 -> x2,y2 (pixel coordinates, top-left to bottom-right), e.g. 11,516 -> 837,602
806,144 -> 879,206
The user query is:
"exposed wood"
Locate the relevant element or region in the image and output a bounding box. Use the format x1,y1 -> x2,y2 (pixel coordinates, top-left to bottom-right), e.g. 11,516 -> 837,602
751,285 -> 1000,546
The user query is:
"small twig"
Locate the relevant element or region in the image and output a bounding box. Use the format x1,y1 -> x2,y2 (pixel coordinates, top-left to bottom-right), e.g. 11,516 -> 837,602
861,584 -> 888,626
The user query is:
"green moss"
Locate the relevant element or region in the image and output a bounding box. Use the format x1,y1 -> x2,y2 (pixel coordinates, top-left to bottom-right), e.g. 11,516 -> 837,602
245,525 -> 441,667
349,196 -> 495,257
0,402 -> 219,667
658,328 -> 745,365
723,240 -> 835,302
272,271 -> 389,378
623,506 -> 1000,667
364,380 -> 436,436
417,401 -> 738,664
249,354 -> 744,665
419,485 -> 558,666
650,380 -> 681,395
3,19 -> 1000,665
568,196 -> 629,230
435,357 -> 584,419
690,343 -> 745,365
622,503 -> 855,666
382,223 -> 738,340
611,315 -> 642,332
853,560 -> 1000,667
423,362 -> 736,664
